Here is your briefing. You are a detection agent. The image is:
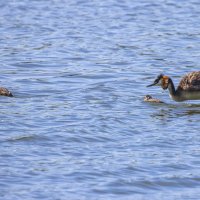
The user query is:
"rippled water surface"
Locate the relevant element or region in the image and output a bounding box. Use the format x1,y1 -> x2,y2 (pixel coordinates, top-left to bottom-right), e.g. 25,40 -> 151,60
1,0 -> 200,199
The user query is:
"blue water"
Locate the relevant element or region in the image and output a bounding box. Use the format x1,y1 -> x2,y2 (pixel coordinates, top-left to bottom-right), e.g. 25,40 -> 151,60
0,0 -> 200,199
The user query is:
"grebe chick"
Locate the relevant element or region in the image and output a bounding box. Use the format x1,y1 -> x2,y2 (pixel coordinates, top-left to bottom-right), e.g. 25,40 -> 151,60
147,71 -> 200,102
144,95 -> 164,103
0,87 -> 13,97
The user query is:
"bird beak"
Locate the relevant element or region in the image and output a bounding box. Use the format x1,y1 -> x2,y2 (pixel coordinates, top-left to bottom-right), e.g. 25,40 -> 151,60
146,82 -> 156,87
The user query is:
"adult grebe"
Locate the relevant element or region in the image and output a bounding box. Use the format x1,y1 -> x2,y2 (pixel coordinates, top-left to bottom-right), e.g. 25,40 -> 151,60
147,71 -> 200,102
144,95 -> 164,103
0,87 -> 13,97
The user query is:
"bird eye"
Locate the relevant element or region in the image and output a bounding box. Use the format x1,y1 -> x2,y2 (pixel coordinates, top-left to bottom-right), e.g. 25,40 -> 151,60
158,74 -> 163,79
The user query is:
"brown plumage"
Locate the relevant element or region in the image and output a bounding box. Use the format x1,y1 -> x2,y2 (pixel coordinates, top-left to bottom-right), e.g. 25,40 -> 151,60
177,71 -> 200,91
147,71 -> 200,102
0,87 -> 13,97
144,95 -> 164,103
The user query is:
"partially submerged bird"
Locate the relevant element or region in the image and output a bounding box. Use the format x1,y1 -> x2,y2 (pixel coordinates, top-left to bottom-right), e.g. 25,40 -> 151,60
147,71 -> 200,102
144,95 -> 164,103
0,87 -> 13,97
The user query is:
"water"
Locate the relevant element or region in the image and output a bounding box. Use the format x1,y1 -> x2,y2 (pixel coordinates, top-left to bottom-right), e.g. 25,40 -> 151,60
0,0 -> 200,199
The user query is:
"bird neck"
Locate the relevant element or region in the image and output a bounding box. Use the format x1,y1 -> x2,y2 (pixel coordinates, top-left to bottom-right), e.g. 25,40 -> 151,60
168,78 -> 177,97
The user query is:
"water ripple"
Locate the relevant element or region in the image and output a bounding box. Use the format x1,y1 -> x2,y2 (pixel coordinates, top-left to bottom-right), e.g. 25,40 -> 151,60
0,0 -> 200,200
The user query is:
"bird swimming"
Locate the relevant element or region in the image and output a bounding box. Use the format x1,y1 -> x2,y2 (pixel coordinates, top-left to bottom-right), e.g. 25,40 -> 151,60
147,71 -> 200,102
0,87 -> 13,97
144,95 -> 164,103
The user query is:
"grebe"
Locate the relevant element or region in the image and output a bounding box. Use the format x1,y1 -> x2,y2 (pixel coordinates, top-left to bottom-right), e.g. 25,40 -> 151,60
147,71 -> 200,102
0,87 -> 13,97
144,95 -> 164,103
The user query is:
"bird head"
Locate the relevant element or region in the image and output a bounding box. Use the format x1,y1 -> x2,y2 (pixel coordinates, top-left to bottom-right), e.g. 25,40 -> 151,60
147,74 -> 169,90
144,95 -> 152,101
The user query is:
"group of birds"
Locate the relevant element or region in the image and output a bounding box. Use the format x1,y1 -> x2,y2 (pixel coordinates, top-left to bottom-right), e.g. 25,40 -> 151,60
1,71 -> 200,102
145,71 -> 200,103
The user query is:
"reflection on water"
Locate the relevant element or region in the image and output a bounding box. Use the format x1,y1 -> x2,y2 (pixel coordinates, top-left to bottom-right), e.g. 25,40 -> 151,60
150,102 -> 200,122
